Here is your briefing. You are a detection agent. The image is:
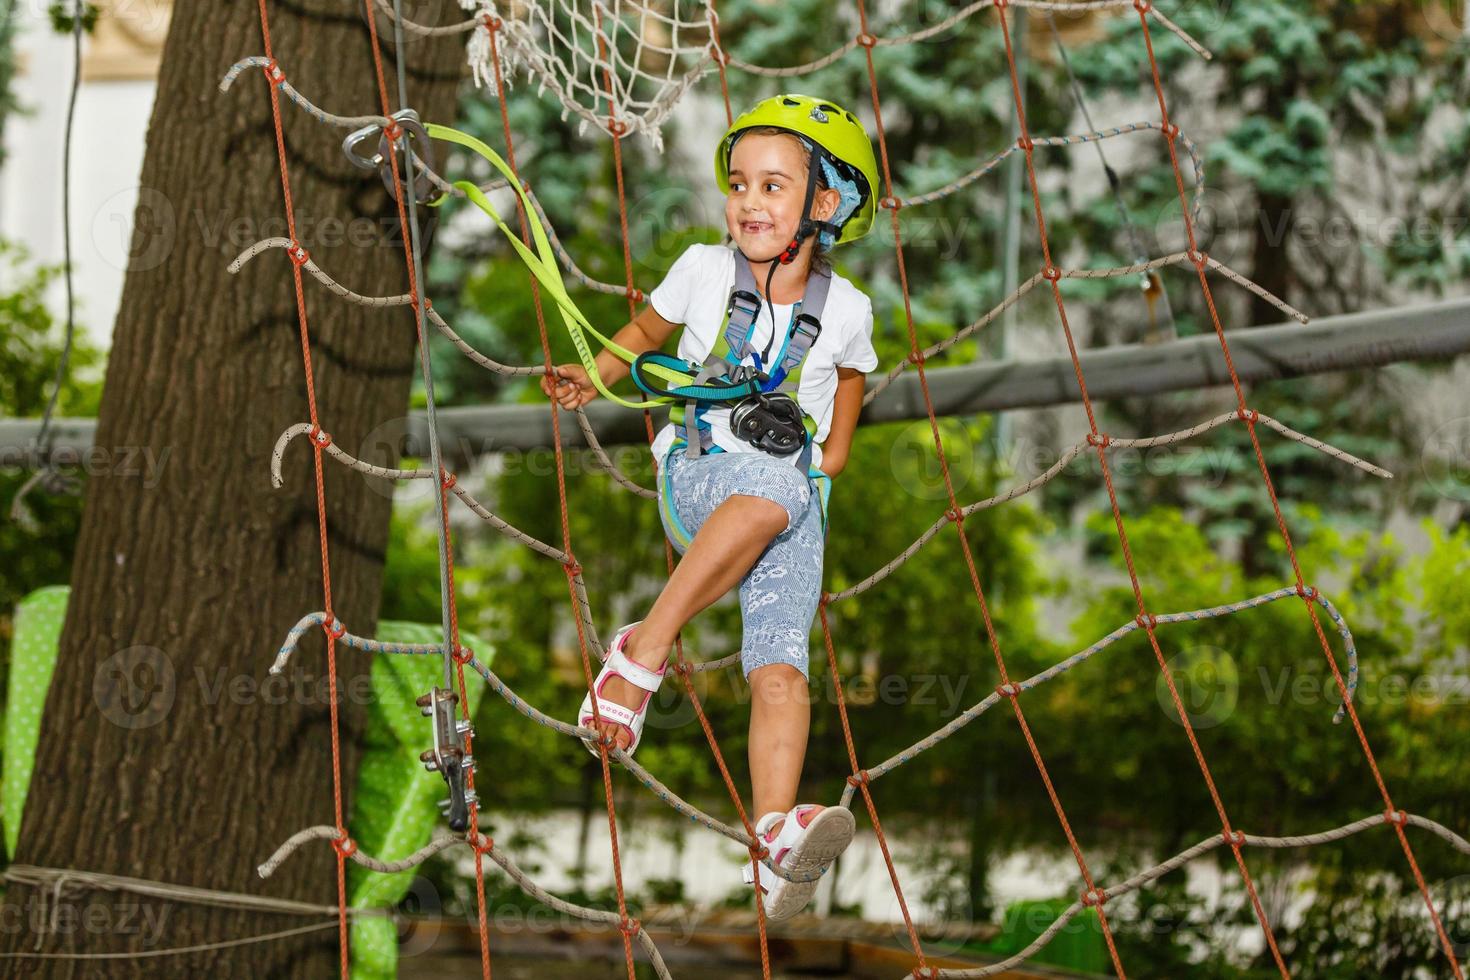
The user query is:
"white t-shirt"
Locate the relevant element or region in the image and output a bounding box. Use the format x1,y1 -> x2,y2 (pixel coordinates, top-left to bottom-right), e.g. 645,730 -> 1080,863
646,243 -> 879,471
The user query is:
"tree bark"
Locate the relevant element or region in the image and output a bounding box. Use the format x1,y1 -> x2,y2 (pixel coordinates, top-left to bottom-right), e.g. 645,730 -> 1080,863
1,1 -> 463,974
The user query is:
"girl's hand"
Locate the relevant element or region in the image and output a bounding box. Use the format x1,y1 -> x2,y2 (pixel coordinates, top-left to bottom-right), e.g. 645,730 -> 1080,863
540,364 -> 599,410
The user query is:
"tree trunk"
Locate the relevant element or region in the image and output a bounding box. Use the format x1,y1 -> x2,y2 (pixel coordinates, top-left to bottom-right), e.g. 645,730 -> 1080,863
1,2 -> 463,974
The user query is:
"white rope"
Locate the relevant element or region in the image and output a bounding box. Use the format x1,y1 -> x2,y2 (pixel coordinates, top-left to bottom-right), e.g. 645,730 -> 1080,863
462,1 -> 717,152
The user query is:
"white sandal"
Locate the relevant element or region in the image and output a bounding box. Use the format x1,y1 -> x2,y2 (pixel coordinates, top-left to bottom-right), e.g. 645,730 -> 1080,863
742,804 -> 855,922
578,622 -> 666,759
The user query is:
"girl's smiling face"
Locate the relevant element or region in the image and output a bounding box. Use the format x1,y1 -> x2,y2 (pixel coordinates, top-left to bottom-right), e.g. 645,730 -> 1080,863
725,131 -> 839,262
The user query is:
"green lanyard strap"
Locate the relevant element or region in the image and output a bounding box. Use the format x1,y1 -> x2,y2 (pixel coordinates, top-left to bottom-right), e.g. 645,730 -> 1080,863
425,123 -> 693,409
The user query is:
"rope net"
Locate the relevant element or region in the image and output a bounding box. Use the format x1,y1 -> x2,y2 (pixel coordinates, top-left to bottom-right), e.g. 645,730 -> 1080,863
219,1 -> 1468,978
458,0 -> 717,150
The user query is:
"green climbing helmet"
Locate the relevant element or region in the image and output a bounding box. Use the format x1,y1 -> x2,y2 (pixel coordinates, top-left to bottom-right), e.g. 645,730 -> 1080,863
714,93 -> 880,247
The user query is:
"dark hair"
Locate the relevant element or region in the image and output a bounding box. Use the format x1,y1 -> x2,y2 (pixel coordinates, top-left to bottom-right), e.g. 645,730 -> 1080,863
725,126 -> 835,279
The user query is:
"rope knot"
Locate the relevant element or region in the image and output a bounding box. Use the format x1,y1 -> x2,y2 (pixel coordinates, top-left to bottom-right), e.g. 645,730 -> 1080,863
996,682 -> 1019,699
409,292 -> 432,311
1385,809 -> 1408,826
1188,248 -> 1208,268
1237,407 -> 1259,424
629,288 -> 645,304
846,770 -> 870,788
673,660 -> 693,676
454,644 -> 474,666
564,559 -> 583,579
467,831 -> 494,855
262,59 -> 286,87
907,349 -> 925,366
1135,612 -> 1157,631
880,196 -> 901,211
287,241 -> 310,267
1133,0 -> 1152,12
618,915 -> 640,936
308,424 -> 332,448
856,32 -> 877,48
332,834 -> 358,859
1295,583 -> 1319,603
323,616 -> 347,641
945,506 -> 965,525
1160,122 -> 1179,141
1081,887 -> 1107,907
482,14 -> 502,31
1223,829 -> 1246,847
1042,264 -> 1061,282
1086,432 -> 1111,449
382,120 -> 403,145
607,117 -> 628,138
440,469 -> 457,491
1016,135 -> 1033,152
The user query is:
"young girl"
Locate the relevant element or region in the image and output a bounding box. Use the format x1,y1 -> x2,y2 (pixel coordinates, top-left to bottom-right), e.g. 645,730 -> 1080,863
541,94 -> 880,921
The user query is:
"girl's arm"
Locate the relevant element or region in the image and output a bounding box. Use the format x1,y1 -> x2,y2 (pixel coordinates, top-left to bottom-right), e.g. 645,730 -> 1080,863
545,305 -> 682,408
592,304 -> 683,386
818,366 -> 866,478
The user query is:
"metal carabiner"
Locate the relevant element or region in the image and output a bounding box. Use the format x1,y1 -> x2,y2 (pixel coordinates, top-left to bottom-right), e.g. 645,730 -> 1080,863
341,107 -> 443,207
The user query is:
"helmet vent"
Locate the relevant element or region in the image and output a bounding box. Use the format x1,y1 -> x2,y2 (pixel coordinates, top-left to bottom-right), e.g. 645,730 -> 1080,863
781,97 -> 801,107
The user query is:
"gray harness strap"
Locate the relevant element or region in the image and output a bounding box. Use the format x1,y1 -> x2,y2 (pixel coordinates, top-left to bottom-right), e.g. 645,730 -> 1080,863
681,253 -> 831,463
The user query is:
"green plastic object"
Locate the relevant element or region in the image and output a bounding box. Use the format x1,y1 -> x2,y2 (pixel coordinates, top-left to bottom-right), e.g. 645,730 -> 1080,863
2,587 -> 490,979
347,621 -> 490,980
987,898 -> 1109,974
2,585 -> 68,860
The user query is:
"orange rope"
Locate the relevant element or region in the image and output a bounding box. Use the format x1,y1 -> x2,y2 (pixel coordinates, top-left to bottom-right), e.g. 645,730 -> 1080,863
482,16 -> 641,978
250,5 -> 351,975
1130,5 -> 1463,974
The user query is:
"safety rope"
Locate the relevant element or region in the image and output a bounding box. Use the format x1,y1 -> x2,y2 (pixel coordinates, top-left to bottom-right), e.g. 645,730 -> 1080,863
248,3 -> 352,974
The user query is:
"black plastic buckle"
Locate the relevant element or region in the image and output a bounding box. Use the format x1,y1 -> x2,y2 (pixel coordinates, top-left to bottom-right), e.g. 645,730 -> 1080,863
726,288 -> 762,320
791,312 -> 823,344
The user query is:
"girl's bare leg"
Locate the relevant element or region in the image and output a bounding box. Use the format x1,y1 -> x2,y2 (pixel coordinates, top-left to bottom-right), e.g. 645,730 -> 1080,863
748,664 -> 811,826
591,493 -> 788,748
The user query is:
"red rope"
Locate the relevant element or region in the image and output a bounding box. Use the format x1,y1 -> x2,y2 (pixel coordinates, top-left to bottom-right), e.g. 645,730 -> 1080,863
841,1 -> 1129,973
251,5 -> 350,976
1131,7 -> 1463,975
484,18 -> 641,978
988,5 -> 1291,974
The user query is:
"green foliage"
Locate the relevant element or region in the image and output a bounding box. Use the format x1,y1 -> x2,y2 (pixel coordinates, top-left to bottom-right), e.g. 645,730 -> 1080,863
46,1 -> 98,34
0,242 -> 102,744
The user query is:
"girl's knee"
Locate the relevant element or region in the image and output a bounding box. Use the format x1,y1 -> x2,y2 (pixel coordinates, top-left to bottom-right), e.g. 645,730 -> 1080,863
726,492 -> 794,536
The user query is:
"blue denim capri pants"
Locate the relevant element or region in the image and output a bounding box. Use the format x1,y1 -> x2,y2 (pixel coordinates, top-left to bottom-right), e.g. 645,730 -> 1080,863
656,449 -> 825,679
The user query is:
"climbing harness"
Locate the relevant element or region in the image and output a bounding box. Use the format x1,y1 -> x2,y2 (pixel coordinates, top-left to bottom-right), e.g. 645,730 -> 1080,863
639,253 -> 836,551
